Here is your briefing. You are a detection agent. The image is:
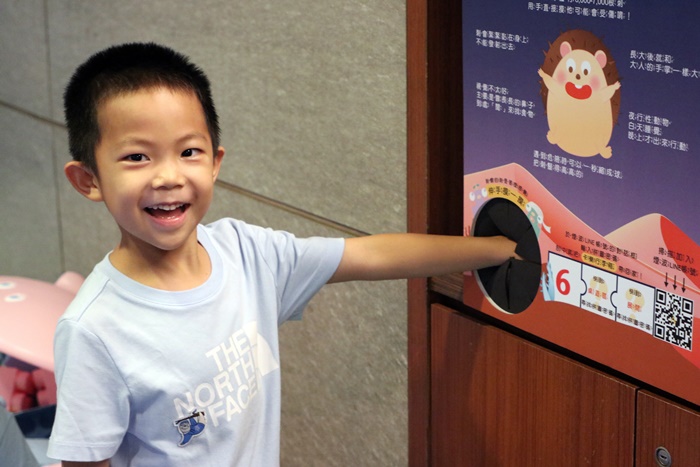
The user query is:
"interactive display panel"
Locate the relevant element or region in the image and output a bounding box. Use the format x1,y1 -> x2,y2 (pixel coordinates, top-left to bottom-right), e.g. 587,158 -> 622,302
462,1 -> 700,405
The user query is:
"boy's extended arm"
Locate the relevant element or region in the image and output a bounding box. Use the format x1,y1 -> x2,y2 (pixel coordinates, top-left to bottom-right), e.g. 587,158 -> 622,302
329,233 -> 517,283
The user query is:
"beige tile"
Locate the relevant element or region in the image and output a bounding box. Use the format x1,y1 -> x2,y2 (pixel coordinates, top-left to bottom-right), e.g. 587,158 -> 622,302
206,1 -> 407,234
0,107 -> 61,280
279,279 -> 407,467
0,0 -> 51,117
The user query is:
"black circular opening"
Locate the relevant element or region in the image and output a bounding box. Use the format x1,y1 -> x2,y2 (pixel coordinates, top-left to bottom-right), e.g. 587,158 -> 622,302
472,198 -> 542,314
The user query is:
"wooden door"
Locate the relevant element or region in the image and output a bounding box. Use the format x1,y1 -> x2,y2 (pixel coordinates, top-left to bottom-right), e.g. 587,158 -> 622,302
430,304 -> 636,466
636,390 -> 700,467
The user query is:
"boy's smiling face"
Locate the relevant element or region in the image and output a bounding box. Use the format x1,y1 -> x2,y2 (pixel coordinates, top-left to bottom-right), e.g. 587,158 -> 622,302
87,87 -> 223,258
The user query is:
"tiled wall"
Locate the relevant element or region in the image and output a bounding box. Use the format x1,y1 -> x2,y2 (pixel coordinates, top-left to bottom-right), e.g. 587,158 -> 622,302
0,1 -> 407,465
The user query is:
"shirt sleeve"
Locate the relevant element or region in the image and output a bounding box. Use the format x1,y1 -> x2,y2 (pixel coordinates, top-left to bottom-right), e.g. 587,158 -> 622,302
248,225 -> 345,323
47,320 -> 130,462
277,235 -> 345,322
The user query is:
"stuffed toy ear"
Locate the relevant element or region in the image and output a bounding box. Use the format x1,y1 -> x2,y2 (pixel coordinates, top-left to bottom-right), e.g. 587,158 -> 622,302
54,271 -> 84,295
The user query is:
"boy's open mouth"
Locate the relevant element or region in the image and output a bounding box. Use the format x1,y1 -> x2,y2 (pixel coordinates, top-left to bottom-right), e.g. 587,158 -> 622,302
144,203 -> 189,219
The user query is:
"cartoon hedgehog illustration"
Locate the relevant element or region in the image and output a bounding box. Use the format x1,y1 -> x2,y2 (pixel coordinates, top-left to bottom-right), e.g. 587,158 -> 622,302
538,29 -> 621,159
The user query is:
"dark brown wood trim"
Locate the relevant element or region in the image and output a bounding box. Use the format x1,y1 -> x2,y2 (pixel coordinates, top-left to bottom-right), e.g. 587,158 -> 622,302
407,0 -> 463,464
406,0 -> 430,464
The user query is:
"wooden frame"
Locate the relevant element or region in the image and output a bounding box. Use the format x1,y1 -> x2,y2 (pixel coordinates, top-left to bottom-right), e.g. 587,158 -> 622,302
407,0 -> 463,464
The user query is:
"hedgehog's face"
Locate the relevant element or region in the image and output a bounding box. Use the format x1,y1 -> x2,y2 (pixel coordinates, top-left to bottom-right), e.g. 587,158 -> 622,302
554,44 -> 607,100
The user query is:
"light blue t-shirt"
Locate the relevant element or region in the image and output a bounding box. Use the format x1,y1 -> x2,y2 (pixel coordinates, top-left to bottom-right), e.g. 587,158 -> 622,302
48,219 -> 344,466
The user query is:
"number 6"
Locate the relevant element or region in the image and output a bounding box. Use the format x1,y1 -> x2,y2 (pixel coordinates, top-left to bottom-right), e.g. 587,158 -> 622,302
556,269 -> 570,296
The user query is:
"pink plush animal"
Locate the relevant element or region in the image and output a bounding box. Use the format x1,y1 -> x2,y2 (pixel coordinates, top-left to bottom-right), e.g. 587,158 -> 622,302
0,272 -> 83,371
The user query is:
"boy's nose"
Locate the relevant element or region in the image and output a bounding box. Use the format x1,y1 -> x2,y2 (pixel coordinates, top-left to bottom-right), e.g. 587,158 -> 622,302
152,160 -> 186,189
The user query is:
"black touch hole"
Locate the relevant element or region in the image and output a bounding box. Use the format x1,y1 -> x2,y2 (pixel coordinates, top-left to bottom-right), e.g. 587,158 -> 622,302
472,198 -> 541,314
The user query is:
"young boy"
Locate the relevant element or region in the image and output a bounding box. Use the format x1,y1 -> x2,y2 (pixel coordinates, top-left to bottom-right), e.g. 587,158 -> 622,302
47,43 -> 517,466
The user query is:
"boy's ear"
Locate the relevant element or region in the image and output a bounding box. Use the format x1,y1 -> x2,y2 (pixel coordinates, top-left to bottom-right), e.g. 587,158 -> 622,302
64,161 -> 103,202
213,146 -> 225,181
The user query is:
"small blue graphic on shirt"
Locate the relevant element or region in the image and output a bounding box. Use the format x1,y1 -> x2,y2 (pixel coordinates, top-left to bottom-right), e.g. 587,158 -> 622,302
174,409 -> 206,447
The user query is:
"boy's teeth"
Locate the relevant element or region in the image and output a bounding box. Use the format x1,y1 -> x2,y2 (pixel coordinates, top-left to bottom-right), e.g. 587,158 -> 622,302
145,203 -> 188,217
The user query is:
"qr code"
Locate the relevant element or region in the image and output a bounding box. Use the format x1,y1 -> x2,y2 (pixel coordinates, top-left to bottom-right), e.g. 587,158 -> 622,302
653,290 -> 693,351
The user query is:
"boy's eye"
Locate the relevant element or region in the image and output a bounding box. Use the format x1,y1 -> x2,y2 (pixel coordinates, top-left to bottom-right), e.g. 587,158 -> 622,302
125,154 -> 147,162
181,148 -> 201,158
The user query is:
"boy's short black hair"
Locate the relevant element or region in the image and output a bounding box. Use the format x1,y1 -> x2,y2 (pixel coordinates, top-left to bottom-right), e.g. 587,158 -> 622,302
64,42 -> 221,174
